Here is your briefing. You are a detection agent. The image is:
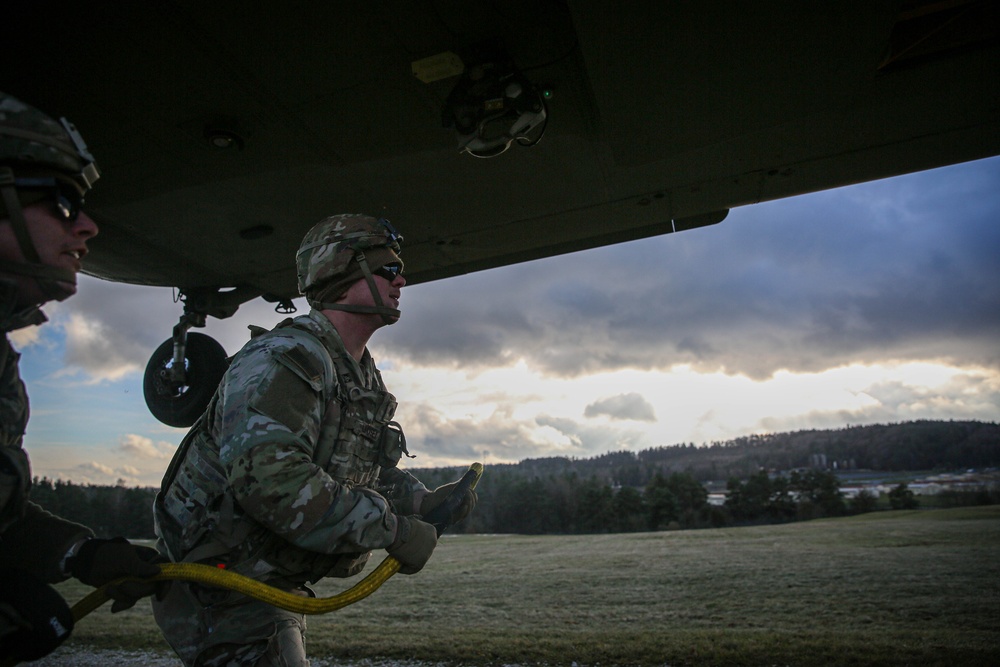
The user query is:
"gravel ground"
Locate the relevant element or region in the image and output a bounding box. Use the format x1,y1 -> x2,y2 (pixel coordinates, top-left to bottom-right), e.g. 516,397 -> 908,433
26,648 -> 461,667
25,648 -> 182,666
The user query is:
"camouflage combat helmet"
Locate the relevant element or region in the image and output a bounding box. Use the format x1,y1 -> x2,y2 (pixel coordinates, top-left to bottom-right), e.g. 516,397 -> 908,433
0,91 -> 100,297
296,213 -> 404,324
0,93 -> 100,190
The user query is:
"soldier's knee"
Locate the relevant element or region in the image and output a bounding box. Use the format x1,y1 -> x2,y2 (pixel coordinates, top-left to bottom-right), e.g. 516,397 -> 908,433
258,621 -> 309,667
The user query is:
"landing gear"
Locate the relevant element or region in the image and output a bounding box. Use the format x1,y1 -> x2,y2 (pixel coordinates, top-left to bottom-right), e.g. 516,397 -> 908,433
142,285 -> 264,427
143,330 -> 228,428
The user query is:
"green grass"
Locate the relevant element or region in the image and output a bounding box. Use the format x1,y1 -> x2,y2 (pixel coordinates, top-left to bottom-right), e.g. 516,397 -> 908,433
57,506 -> 1000,666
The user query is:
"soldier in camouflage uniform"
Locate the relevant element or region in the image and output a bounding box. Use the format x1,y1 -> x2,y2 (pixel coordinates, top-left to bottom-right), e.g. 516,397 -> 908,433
152,213 -> 477,666
0,92 -> 164,662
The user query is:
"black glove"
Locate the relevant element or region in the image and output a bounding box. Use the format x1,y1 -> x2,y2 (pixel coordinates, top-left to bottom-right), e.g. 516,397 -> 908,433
0,568 -> 73,662
421,481 -> 478,527
387,515 -> 438,575
69,537 -> 167,612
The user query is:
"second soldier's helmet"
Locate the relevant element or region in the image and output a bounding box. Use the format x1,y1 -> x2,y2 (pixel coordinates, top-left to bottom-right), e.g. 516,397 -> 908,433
296,214 -> 404,323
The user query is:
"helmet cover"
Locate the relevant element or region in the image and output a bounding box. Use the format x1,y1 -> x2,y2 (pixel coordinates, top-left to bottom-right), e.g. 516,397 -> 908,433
0,92 -> 100,192
296,213 -> 403,296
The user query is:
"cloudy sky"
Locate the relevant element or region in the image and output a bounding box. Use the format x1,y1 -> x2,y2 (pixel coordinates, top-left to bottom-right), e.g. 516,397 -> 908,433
13,156 -> 1000,487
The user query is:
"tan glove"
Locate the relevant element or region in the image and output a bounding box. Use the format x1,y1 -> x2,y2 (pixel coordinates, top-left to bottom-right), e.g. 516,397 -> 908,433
387,515 -> 438,575
420,481 -> 478,526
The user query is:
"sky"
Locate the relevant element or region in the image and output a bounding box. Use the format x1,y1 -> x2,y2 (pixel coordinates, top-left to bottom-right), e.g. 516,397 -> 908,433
12,156 -> 1000,487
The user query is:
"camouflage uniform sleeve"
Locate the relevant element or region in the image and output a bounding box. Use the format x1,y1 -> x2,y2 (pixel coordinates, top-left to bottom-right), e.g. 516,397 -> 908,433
1,333 -> 94,582
215,333 -> 398,553
0,501 -> 93,583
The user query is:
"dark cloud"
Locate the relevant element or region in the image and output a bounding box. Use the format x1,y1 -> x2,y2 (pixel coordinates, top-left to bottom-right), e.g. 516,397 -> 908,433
63,279 -> 181,351
584,393 -> 657,422
381,157 -> 1000,380
60,277 -> 300,379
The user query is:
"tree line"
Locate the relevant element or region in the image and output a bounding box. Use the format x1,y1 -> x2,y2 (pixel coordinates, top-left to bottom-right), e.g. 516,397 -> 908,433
29,478 -> 157,539
420,466 -> 977,534
36,467 -> 988,540
28,420 -> 999,539
468,419 -> 999,485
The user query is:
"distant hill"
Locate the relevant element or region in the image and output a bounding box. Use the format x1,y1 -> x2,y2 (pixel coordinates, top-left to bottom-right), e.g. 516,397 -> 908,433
413,420 -> 1000,487
32,420 -> 998,538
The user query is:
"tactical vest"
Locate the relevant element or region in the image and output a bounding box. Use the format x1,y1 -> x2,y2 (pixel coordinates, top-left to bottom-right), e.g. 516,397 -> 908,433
0,334 -> 30,533
0,288 -> 41,534
154,315 -> 407,585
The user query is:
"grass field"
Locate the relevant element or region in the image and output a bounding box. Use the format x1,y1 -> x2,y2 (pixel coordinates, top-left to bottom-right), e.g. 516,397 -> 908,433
50,506 -> 1000,666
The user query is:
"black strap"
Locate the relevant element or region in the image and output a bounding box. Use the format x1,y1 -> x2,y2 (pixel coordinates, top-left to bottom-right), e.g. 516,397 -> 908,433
0,170 -> 78,288
309,250 -> 400,323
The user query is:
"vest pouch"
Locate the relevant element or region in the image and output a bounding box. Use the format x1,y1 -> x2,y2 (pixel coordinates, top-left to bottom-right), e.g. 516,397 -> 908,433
379,421 -> 407,469
323,550 -> 372,578
326,386 -> 396,484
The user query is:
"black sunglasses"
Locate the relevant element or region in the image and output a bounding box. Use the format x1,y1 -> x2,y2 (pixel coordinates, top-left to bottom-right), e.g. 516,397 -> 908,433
373,262 -> 403,282
14,177 -> 85,221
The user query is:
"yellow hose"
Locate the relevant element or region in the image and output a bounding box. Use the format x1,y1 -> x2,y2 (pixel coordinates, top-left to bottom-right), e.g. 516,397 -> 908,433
71,556 -> 402,621
0,558 -> 403,667
70,462 -> 483,621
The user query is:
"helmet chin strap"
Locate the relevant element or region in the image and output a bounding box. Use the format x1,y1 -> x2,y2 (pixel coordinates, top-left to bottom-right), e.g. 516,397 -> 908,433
311,250 -> 400,326
0,175 -> 77,303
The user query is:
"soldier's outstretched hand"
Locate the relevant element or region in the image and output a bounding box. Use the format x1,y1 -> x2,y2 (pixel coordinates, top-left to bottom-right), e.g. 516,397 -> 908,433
420,480 -> 478,526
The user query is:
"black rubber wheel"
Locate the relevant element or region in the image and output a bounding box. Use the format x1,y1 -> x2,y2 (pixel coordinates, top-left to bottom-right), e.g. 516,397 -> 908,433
143,332 -> 229,428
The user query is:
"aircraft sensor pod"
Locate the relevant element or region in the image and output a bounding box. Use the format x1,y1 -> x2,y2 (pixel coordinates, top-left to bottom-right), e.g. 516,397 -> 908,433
442,61 -> 548,158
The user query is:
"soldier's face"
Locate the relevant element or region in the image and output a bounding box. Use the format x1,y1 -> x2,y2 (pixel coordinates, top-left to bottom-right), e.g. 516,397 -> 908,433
338,268 -> 406,323
374,267 -> 405,313
0,201 -> 99,307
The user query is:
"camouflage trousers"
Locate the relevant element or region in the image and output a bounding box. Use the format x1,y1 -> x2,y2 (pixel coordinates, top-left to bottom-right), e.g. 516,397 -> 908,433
152,580 -> 310,666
